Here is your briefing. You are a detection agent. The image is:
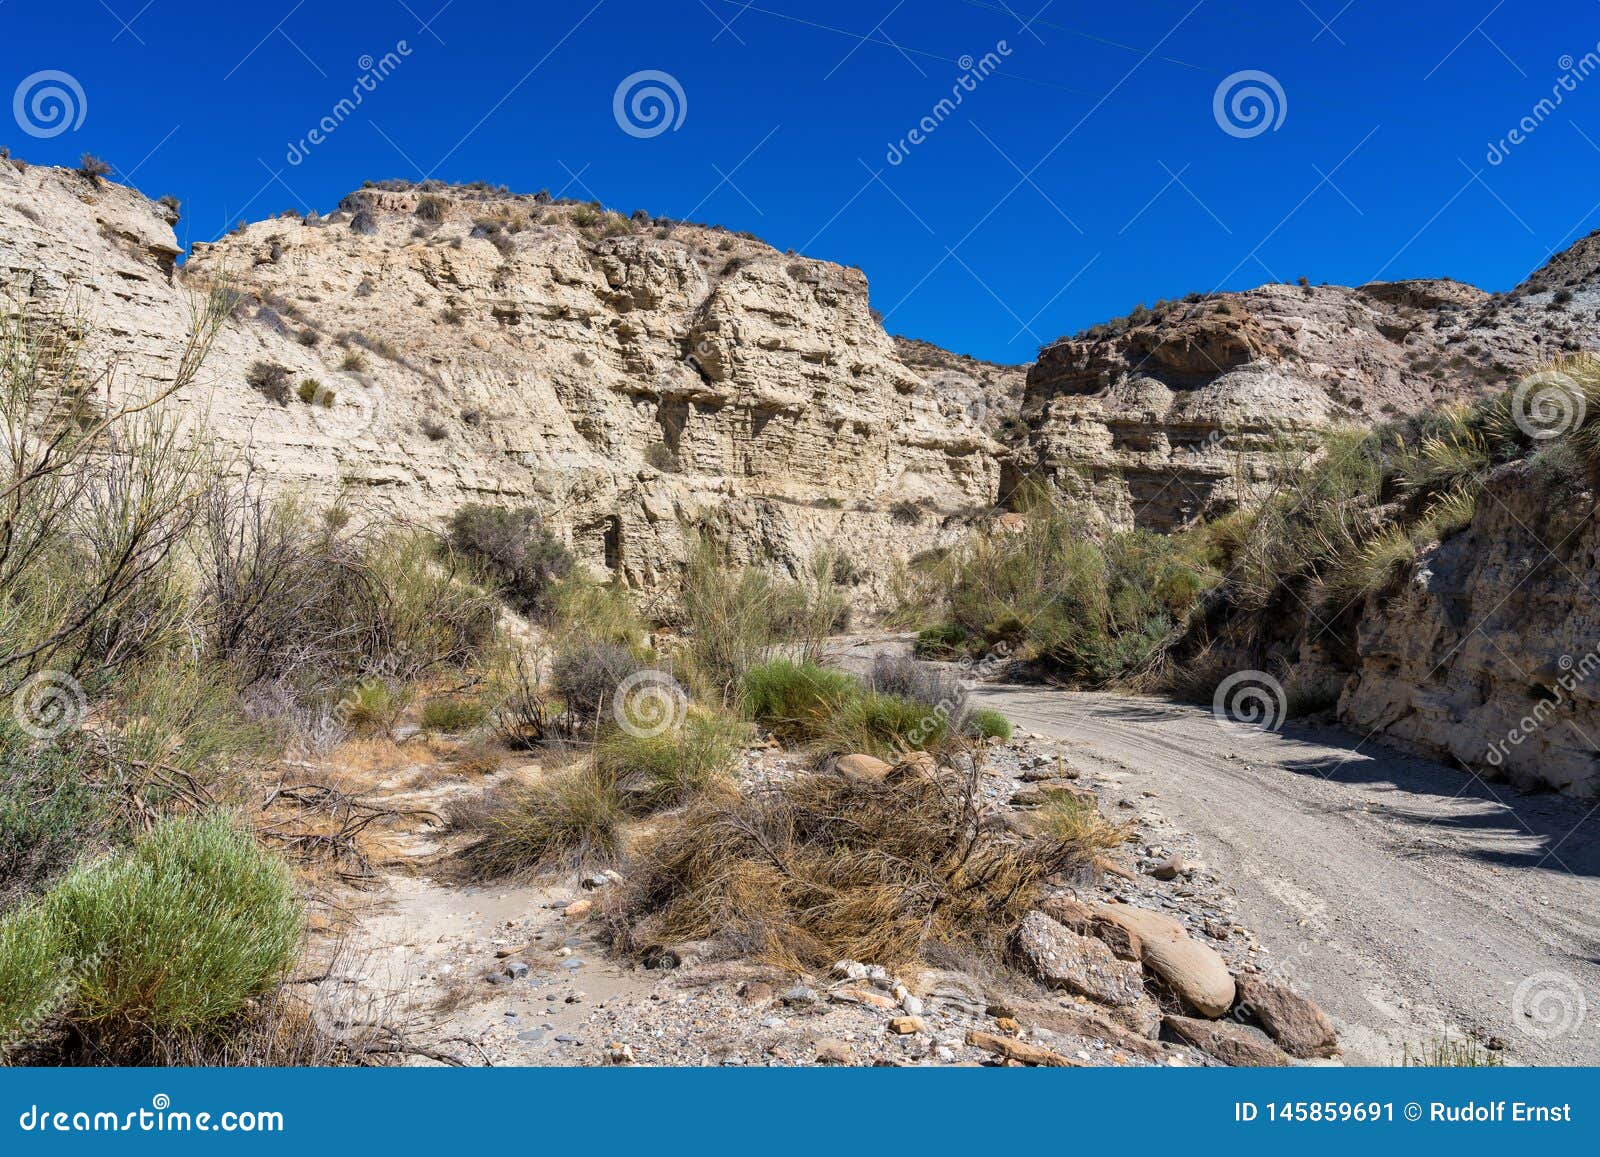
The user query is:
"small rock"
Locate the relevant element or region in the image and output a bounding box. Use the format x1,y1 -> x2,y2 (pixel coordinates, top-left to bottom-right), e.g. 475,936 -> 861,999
900,994 -> 925,1017
1148,855 -> 1188,881
503,960 -> 530,980
564,899 -> 594,919
1164,1014 -> 1288,1067
814,1038 -> 855,1065
737,980 -> 774,1004
994,1016 -> 1020,1033
888,1015 -> 924,1035
831,960 -> 869,981
1235,975 -> 1339,1058
607,1043 -> 636,1064
779,985 -> 820,1007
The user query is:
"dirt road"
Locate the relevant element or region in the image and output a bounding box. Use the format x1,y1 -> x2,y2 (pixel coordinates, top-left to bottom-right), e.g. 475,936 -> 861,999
971,684 -> 1600,1065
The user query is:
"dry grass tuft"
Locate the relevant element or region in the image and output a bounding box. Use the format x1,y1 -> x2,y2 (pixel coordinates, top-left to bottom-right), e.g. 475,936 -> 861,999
452,765 -> 625,880
612,755 -> 1093,971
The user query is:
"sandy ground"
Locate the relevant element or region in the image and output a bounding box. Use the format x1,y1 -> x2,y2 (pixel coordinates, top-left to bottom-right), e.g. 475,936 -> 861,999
967,684 -> 1600,1064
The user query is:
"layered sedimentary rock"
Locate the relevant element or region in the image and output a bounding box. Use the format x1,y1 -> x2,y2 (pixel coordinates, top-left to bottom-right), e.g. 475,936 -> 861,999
0,164 -> 999,606
1009,281 -> 1549,528
1339,463 -> 1600,796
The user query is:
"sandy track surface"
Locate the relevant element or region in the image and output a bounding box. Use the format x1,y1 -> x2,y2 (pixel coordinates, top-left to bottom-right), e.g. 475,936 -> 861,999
970,685 -> 1600,1064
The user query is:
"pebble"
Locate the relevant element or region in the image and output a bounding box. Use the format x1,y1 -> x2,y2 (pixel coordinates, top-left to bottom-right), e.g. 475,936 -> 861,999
504,961 -> 530,980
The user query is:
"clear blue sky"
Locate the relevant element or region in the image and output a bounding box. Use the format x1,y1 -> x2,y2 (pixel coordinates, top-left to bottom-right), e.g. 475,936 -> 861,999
3,0 -> 1597,362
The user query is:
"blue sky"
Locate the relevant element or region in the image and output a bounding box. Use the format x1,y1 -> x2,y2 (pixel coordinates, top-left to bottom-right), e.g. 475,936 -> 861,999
2,0 -> 1598,362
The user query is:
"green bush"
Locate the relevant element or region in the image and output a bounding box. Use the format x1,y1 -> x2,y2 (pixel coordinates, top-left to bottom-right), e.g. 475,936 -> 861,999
595,711 -> 746,809
914,623 -> 971,658
742,659 -> 858,742
419,695 -> 486,733
445,505 -> 574,617
966,707 -> 1012,741
0,815 -> 301,1051
0,902 -> 66,1051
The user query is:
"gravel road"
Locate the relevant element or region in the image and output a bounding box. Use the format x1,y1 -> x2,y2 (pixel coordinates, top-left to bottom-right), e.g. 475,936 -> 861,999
970,685 -> 1600,1065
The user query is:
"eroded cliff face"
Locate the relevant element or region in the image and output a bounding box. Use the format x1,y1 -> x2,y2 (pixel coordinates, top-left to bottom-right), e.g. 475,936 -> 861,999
1340,465 -> 1600,796
1009,281 -> 1549,528
0,164 -> 999,606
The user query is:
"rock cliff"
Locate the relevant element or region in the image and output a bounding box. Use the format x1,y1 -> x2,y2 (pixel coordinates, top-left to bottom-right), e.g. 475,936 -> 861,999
0,163 -> 1000,606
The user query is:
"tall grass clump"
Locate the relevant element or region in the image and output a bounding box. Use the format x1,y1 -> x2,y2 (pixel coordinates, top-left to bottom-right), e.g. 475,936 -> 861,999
454,765 -> 625,879
678,535 -> 847,701
445,504 -> 573,618
741,659 -> 859,742
594,710 -> 746,809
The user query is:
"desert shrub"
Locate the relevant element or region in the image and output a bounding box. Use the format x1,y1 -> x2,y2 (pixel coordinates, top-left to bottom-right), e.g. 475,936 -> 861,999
741,659 -> 858,741
863,652 -> 968,723
419,696 -> 486,733
1,287 -> 226,690
615,763 -> 1089,969
643,442 -> 679,472
550,576 -> 647,648
0,723 -> 109,908
414,194 -> 448,222
678,536 -> 847,698
966,707 -> 1012,741
246,360 -> 292,404
914,623 -> 971,658
928,491 -> 1214,686
0,901 -> 63,1052
77,153 -> 112,183
594,710 -> 746,810
550,640 -> 642,720
297,378 -> 331,405
340,679 -> 402,734
1028,794 -> 1131,855
0,815 -> 301,1055
454,765 -> 625,878
101,659 -> 266,790
445,504 -> 574,617
815,690 -> 952,758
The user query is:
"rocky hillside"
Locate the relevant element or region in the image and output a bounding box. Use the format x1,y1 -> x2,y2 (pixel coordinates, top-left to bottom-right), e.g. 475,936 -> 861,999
1007,278 -> 1559,528
0,163 -> 999,606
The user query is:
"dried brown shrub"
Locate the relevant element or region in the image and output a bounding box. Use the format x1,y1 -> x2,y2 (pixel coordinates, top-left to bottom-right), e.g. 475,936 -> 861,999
613,753 -> 1091,970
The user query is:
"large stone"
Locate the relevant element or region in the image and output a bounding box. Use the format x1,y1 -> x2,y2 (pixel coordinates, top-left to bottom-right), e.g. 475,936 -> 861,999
965,1029 -> 1083,1067
1164,1015 -> 1289,1067
1096,905 -> 1235,1018
1236,975 -> 1339,1059
1038,895 -> 1142,961
1012,911 -> 1146,1007
834,753 -> 893,784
